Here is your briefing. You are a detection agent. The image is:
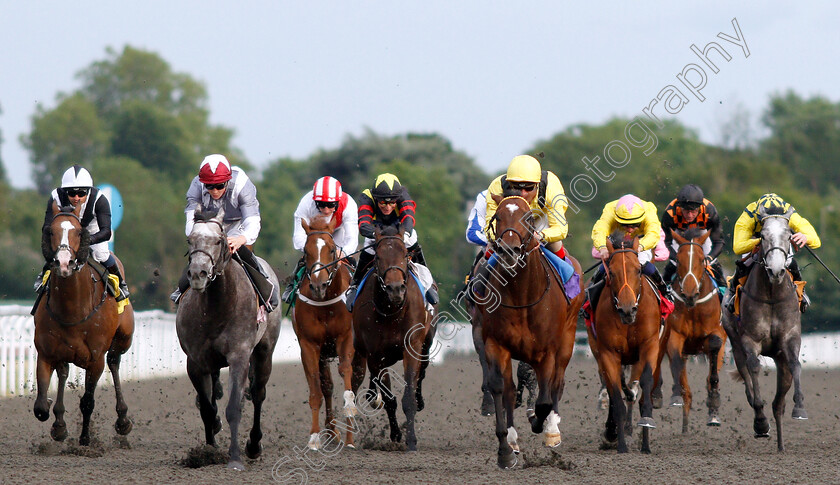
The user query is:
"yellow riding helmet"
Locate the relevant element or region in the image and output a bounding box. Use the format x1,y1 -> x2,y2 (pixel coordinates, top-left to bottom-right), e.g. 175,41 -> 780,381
506,155 -> 542,183
614,194 -> 647,224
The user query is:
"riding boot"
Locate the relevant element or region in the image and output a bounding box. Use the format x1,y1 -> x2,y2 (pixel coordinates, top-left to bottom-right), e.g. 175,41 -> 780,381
788,258 -> 810,312
346,250 -> 375,312
282,257 -> 306,304
236,246 -> 279,312
106,263 -> 130,302
710,260 -> 727,288
170,267 -> 190,303
662,259 -> 677,284
408,242 -> 427,266
647,266 -> 674,302
581,268 -> 606,320
469,258 -> 493,300
33,262 -> 49,292
724,259 -> 749,314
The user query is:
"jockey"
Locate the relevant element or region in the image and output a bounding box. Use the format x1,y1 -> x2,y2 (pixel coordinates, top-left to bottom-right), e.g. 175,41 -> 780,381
661,184 -> 726,288
37,164 -> 130,302
281,176 -> 359,304
583,194 -> 673,320
344,172 -> 438,312
470,155 -> 577,299
170,154 -> 280,312
723,193 -> 820,313
466,189 -> 489,248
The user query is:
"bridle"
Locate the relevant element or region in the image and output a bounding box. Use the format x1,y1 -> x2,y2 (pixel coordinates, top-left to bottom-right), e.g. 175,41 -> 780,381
374,235 -> 409,290
488,197 -> 537,267
187,219 -> 229,281
759,215 -> 794,269
50,212 -> 86,273
303,230 -> 341,287
606,248 -> 642,311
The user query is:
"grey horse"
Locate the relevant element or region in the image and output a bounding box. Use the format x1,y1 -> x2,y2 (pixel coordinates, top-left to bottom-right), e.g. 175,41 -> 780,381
721,205 -> 807,452
176,206 -> 281,470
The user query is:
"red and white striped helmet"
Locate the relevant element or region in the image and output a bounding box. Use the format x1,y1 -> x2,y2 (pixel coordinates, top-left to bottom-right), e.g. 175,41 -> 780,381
198,154 -> 233,184
312,176 -> 342,202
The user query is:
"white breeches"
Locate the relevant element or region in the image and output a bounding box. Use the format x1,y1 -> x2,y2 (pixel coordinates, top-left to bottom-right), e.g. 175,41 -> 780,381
86,218 -> 110,262
638,248 -> 653,266
363,229 -> 418,254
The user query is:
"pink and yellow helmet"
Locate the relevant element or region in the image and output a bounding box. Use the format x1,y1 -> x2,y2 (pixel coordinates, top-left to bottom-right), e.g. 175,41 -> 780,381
614,194 -> 647,225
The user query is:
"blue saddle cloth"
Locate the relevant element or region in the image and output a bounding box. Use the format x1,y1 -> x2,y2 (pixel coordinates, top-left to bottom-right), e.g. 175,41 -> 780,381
354,267 -> 426,308
488,247 -> 581,300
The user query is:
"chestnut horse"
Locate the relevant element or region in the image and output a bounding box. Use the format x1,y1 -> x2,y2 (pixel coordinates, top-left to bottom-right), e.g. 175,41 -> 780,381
479,195 -> 582,468
352,225 -> 437,451
721,206 -> 807,452
292,216 -> 364,450
176,206 -> 281,470
33,204 -> 135,445
665,228 -> 726,432
587,234 -> 664,453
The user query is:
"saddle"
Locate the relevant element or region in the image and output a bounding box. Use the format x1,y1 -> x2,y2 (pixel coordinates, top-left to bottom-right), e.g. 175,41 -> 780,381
30,258 -> 128,316
730,270 -> 805,316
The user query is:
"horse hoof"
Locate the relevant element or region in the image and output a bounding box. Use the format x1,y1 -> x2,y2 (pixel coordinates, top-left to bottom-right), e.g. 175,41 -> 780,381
344,405 -> 358,418
497,452 -> 517,469
226,461 -> 245,471
115,417 -> 133,435
637,417 -> 656,429
34,408 -> 50,422
79,435 -> 90,447
707,416 -> 721,427
544,432 -> 562,448
213,417 -> 223,435
345,443 -> 356,450
754,432 -> 770,439
50,423 -> 67,442
416,395 -> 425,412
307,433 -> 321,450
245,439 -> 262,459
792,408 -> 808,420
480,394 -> 495,416
669,396 -> 684,407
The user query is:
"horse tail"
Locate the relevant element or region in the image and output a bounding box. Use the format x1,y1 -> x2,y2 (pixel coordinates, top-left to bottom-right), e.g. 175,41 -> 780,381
729,368 -> 744,383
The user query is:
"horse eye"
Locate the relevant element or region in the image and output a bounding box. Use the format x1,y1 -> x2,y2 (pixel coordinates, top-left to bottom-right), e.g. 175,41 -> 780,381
215,239 -> 222,245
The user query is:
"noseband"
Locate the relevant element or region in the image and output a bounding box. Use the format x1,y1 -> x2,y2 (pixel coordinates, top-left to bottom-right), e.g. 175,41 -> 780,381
759,215 -> 794,268
607,248 -> 642,310
374,235 -> 409,289
50,212 -> 86,273
488,203 -> 536,265
675,240 -> 705,293
188,219 -> 229,281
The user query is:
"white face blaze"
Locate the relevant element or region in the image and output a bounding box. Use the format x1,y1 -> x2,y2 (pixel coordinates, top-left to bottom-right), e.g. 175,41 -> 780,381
56,220 -> 75,271
505,203 -> 519,215
316,238 -> 326,264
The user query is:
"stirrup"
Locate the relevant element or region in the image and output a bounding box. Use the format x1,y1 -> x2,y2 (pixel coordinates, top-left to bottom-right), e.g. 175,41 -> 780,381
116,283 -> 130,302
800,293 -> 810,313
170,288 -> 182,304
345,285 -> 357,312
425,287 -> 439,305
281,284 -> 295,304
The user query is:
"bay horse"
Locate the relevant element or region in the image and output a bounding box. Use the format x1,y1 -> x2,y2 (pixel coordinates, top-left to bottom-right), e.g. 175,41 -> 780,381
176,206 -> 281,470
33,203 -> 135,445
292,216 -> 364,450
587,233 -> 663,453
665,228 -> 726,432
479,195 -> 582,468
721,205 -> 807,452
352,225 -> 437,451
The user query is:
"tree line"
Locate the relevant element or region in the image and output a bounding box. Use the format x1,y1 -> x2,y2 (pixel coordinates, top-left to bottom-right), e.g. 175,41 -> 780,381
2,46 -> 839,332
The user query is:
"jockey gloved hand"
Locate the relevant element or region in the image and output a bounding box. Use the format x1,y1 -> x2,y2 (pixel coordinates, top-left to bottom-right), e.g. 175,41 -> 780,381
598,248 -> 609,261
791,232 -> 808,249
228,235 -> 247,253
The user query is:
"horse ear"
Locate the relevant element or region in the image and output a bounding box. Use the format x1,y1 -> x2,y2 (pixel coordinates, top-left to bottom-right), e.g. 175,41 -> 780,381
214,204 -> 226,222
491,193 -> 503,205
301,218 -> 310,233
374,226 -> 382,239
632,236 -> 640,251
50,200 -> 60,216
327,215 -> 337,232
698,230 -> 711,244
671,229 -> 687,244
605,238 -> 615,253
785,206 -> 795,219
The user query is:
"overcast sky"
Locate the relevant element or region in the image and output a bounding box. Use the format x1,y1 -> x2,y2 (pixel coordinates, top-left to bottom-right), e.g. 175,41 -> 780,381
2,2 -> 838,189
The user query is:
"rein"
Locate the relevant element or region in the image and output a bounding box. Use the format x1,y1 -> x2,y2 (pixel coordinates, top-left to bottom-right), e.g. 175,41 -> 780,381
370,235 -> 411,316
607,248 -> 642,309
672,241 -> 717,305
496,250 -> 553,309
45,264 -> 109,327
296,230 -> 350,306
188,219 -> 229,281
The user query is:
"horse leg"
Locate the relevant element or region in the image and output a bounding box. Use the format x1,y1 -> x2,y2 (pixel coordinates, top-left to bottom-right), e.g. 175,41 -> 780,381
772,356 -> 793,453
335,332 -> 358,448
299,341 -> 325,450
246,341 -> 273,459
680,359 -> 692,434
743,343 -> 770,439
401,355 -> 421,451
106,350 -> 133,436
79,358 -> 105,446
530,355 -> 555,435
706,334 -> 724,427
33,357 -> 54,422
544,351 -> 572,448
786,338 -> 808,421
50,363 -> 69,441
517,362 -> 537,412
667,333 -> 686,407
224,356 -> 250,470
415,328 -> 435,413
484,340 -> 516,468
319,354 -> 336,438
473,323 -> 494,416
196,368 -> 223,409
601,354 -> 627,453
370,359 -> 401,444
187,359 -> 219,447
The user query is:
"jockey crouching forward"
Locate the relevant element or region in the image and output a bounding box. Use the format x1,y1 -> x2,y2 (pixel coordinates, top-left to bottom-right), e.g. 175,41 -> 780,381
281,176 -> 359,304
35,164 -> 130,302
661,184 -> 727,289
170,154 -> 280,312
723,193 -> 820,313
472,155 -> 579,301
582,194 -> 673,322
344,173 -> 438,312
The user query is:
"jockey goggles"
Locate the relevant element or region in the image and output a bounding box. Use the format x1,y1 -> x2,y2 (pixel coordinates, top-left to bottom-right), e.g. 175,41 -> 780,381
315,200 -> 339,209
510,182 -> 537,192
376,198 -> 397,205
65,187 -> 89,197
204,182 -> 227,191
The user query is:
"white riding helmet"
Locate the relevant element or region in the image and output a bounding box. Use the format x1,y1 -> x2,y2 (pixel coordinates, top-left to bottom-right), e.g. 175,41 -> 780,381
61,164 -> 94,188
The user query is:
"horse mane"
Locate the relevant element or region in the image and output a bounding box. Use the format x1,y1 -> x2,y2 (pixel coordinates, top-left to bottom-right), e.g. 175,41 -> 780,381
608,230 -> 635,250
193,208 -> 220,222
682,227 -> 706,241
501,187 -> 521,198
308,216 -> 332,232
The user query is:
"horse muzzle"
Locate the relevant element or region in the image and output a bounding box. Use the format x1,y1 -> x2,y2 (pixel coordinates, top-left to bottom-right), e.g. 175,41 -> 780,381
55,248 -> 75,277
617,306 -> 638,325
383,282 -> 406,305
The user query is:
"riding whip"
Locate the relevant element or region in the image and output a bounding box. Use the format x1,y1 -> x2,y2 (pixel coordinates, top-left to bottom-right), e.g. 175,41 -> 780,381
804,245 -> 840,286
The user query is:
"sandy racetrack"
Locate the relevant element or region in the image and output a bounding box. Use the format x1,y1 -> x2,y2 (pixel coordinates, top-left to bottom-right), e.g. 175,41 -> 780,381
2,352 -> 839,484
